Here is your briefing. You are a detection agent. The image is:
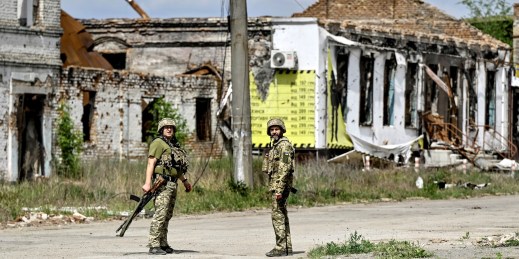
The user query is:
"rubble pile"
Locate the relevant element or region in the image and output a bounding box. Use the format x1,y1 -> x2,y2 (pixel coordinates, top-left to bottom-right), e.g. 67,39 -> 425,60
2,211 -> 94,229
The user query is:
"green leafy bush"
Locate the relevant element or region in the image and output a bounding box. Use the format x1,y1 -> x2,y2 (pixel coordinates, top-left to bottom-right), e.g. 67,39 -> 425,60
56,103 -> 83,179
142,97 -> 188,145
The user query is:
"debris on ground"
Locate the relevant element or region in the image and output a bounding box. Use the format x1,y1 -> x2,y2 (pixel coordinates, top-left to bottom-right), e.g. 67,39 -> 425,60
433,181 -> 490,190
2,211 -> 94,229
477,233 -> 519,247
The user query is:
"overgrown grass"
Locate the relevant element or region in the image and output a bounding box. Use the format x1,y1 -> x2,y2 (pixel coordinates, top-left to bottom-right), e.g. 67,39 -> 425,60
308,232 -> 433,258
2,156 -> 519,223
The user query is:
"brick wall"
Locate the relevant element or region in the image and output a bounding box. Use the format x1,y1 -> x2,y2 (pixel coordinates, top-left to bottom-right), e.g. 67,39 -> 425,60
57,67 -> 225,161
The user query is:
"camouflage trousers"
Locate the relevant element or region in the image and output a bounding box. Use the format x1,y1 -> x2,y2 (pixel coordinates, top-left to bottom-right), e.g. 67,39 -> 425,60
148,180 -> 178,248
271,191 -> 292,252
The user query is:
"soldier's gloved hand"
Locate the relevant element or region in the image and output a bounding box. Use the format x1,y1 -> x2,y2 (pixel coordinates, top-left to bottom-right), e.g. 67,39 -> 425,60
183,180 -> 192,192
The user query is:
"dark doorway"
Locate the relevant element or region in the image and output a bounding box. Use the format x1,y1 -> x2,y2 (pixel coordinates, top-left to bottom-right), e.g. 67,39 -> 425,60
196,98 -> 212,141
18,94 -> 45,181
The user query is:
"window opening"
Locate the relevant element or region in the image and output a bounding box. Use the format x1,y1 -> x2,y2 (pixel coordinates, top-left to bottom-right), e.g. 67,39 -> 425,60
405,63 -> 418,127
196,98 -> 212,141
359,54 -> 374,126
383,56 -> 397,126
102,53 -> 126,70
81,91 -> 96,141
141,98 -> 158,143
485,71 -> 496,128
424,64 -> 439,113
18,0 -> 38,26
467,69 -> 477,127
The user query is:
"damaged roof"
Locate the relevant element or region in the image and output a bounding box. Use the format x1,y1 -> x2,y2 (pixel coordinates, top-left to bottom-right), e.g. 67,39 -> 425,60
60,11 -> 113,70
293,0 -> 510,51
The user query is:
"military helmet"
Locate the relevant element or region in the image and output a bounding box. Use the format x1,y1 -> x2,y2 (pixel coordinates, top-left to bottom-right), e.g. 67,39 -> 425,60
266,118 -> 286,136
157,118 -> 176,133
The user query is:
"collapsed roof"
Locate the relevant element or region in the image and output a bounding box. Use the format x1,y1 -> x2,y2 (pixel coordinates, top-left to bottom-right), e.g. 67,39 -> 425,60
293,0 -> 510,52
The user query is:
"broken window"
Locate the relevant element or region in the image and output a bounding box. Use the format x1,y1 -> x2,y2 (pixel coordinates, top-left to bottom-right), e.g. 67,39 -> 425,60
196,98 -> 212,141
102,53 -> 126,70
330,50 -> 349,141
467,68 -> 477,126
405,63 -> 418,128
141,98 -> 158,143
81,90 -> 96,142
383,56 -> 397,126
359,54 -> 374,126
424,64 -> 439,113
336,50 -> 349,116
485,70 -> 496,128
18,0 -> 39,26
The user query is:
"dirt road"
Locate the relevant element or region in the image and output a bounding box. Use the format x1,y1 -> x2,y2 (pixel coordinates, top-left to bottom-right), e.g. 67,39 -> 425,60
1,195 -> 519,258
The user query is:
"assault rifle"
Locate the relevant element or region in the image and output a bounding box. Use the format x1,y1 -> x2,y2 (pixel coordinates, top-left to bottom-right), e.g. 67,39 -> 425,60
116,176 -> 166,237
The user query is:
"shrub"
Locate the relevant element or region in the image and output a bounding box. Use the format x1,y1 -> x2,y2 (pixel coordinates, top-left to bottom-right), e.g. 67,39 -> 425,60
56,103 -> 83,179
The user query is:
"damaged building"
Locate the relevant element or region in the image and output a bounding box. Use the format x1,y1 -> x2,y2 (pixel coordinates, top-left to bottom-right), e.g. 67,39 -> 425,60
1,0 -> 517,181
292,0 -> 515,168
0,0 -> 62,181
1,0 -> 224,182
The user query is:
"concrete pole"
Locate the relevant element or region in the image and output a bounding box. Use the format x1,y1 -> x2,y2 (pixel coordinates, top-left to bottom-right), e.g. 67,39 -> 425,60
230,0 -> 253,187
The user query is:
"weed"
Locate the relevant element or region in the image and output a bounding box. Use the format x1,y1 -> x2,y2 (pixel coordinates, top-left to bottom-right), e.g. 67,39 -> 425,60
374,239 -> 433,258
503,239 -> 519,247
308,231 -> 375,258
462,231 -> 470,240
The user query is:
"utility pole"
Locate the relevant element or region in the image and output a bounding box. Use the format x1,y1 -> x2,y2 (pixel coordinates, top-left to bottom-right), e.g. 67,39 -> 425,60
230,0 -> 253,187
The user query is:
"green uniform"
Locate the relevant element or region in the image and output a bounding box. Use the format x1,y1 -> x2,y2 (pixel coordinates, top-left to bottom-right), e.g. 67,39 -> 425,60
266,136 -> 295,253
147,137 -> 187,248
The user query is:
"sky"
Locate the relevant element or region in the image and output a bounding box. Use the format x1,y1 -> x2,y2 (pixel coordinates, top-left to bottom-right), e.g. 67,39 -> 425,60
61,0 -> 516,20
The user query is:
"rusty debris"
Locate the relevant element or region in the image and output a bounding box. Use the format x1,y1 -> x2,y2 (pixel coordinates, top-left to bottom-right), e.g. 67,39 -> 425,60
60,11 -> 113,70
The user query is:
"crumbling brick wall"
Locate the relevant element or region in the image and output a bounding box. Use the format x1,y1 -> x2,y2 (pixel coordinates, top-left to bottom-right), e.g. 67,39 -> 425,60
57,67 -> 224,160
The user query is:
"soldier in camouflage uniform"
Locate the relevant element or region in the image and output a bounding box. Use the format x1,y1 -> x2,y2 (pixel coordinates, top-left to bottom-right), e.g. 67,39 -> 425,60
142,118 -> 192,255
263,118 -> 295,257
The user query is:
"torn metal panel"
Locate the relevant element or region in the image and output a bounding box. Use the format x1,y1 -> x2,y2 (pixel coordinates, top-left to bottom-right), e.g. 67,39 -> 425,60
60,11 -> 113,70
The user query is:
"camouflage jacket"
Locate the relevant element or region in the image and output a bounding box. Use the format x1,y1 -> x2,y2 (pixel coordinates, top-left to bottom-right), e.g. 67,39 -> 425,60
265,137 -> 295,194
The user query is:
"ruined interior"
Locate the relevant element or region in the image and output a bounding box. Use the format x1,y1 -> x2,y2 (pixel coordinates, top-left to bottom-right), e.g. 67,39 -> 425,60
295,0 -> 515,168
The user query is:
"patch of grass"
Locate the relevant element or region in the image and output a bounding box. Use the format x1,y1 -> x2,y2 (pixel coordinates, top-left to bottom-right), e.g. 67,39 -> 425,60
503,239 -> 519,247
375,240 -> 433,258
309,232 -> 433,259
2,156 -> 519,223
308,231 -> 375,258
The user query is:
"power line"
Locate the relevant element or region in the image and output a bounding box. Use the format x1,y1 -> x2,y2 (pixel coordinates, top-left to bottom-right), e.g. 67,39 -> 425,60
293,0 -> 306,10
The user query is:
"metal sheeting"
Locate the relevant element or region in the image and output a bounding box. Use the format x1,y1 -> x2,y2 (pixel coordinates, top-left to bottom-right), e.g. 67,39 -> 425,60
60,11 -> 113,70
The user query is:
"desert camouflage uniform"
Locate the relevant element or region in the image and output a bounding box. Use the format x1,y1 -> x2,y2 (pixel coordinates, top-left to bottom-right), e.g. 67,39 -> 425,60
265,136 -> 295,252
147,136 -> 188,248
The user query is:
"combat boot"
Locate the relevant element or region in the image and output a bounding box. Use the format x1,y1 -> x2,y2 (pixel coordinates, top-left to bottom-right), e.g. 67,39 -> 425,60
265,248 -> 290,257
149,247 -> 167,255
160,245 -> 175,254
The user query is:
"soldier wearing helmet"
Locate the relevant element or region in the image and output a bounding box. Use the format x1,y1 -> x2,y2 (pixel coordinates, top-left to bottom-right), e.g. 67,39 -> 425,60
142,117 -> 192,255
263,118 -> 295,257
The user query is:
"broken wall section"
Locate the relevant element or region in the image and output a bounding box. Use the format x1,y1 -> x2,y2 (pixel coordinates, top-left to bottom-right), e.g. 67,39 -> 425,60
58,67 -> 224,160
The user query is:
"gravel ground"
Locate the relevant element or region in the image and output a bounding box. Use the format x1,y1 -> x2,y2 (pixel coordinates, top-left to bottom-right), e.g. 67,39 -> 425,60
1,195 -> 519,258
